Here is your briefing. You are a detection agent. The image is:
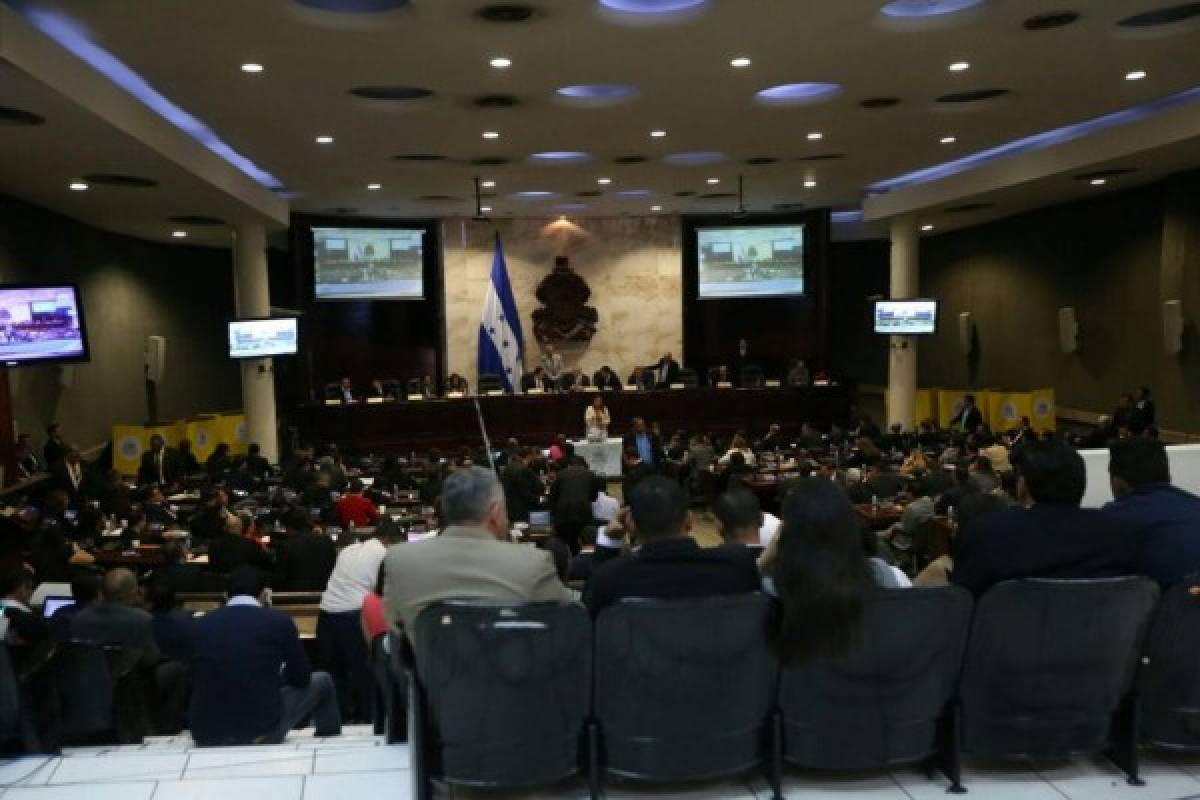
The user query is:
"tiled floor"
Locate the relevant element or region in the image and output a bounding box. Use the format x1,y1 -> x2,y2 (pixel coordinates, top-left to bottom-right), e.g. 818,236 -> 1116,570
1,726 -> 1200,799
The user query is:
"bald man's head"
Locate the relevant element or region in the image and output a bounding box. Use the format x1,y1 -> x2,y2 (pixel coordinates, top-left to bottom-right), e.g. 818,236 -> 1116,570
102,568 -> 139,606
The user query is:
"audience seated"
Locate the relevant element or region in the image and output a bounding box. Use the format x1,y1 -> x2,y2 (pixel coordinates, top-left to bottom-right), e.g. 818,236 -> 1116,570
951,439 -> 1140,596
584,476 -> 759,616
147,581 -> 195,664
208,510 -> 272,575
150,541 -> 207,594
591,475 -> 620,525
383,467 -> 574,641
334,479 -> 379,528
1102,437 -> 1200,587
713,488 -> 766,554
190,566 -> 341,746
1,568 -> 48,669
48,569 -> 99,642
274,510 -> 337,591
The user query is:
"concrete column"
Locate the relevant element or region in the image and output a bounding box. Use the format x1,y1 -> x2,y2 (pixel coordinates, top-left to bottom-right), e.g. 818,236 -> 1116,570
232,223 -> 279,462
886,215 -> 920,431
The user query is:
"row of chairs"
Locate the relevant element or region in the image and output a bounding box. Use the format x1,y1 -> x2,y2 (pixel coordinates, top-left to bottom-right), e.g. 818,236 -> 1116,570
374,577 -> 1199,800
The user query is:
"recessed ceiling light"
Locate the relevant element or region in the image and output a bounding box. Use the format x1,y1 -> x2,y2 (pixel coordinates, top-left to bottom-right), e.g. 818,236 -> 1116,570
940,135 -> 957,144
948,61 -> 970,72
806,131 -> 823,141
241,63 -> 264,73
490,57 -> 512,69
1091,178 -> 1107,186
921,224 -> 935,231
706,177 -> 720,184
651,205 -> 663,211
1125,70 -> 1147,81
367,183 -> 382,190
482,130 -> 500,139
597,177 -> 612,185
68,181 -> 88,191
650,129 -> 667,138
171,230 -> 188,238
315,135 -> 334,144
481,180 -> 496,188
481,206 -> 493,212
730,57 -> 751,68
803,179 -> 817,188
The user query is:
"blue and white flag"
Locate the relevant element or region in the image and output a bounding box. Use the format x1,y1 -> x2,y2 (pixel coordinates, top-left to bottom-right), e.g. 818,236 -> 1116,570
477,234 -> 525,393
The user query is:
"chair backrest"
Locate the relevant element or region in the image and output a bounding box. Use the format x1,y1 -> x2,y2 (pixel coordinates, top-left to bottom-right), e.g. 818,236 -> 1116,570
740,366 -> 765,388
44,641 -> 117,741
959,577 -> 1159,758
413,601 -> 591,788
677,368 -> 698,388
478,374 -> 503,393
381,379 -> 402,397
1138,579 -> 1200,748
406,378 -> 422,395
593,593 -> 777,782
779,586 -> 973,770
0,644 -> 19,741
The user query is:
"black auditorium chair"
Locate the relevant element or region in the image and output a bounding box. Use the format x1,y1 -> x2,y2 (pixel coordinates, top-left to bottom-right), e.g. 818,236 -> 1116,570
408,601 -> 591,800
34,641 -> 141,749
776,586 -> 973,791
477,373 -> 504,394
324,382 -> 342,401
676,368 -> 698,388
370,633 -> 407,742
405,378 -> 422,397
958,577 -> 1159,784
740,365 -> 765,389
1138,577 -> 1200,751
592,594 -> 781,799
380,379 -> 402,400
0,645 -> 20,747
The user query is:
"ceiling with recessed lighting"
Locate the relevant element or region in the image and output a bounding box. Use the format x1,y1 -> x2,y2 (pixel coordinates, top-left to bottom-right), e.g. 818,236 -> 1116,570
0,0 -> 1199,245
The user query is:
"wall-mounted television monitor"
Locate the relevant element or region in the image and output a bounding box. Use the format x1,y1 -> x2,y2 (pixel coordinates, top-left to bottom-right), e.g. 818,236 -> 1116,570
697,225 -> 805,298
312,227 -> 424,300
228,317 -> 299,359
0,284 -> 90,367
873,299 -> 939,335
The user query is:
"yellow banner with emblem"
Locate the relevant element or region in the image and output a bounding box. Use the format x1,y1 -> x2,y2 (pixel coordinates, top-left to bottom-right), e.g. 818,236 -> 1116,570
112,414 -> 245,477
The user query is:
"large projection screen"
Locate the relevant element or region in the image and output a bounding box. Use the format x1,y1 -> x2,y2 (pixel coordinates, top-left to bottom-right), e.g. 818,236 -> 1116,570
697,225 -> 805,298
313,227 -> 424,300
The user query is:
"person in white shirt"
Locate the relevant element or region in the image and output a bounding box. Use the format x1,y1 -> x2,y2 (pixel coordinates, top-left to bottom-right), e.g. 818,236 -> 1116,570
717,434 -> 757,467
591,475 -> 620,525
584,396 -> 611,441
316,519 -> 401,721
540,343 -> 564,383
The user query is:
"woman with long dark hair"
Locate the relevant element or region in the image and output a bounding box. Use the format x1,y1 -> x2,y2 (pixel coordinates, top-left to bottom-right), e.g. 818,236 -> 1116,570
763,477 -> 885,664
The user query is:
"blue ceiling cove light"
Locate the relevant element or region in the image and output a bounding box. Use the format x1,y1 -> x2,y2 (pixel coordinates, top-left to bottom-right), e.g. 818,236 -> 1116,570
880,0 -> 986,18
831,210 -> 865,224
868,86 -> 1200,194
616,189 -> 653,197
7,3 -> 283,190
555,84 -> 640,106
598,0 -> 707,12
512,191 -> 559,199
528,152 -> 593,164
755,83 -> 842,106
663,151 -> 727,165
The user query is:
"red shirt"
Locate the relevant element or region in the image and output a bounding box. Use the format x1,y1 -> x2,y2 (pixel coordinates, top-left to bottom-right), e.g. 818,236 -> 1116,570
336,493 -> 380,527
361,592 -> 389,640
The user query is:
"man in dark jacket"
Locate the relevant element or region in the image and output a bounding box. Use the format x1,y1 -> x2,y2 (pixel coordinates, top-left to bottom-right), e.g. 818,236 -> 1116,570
584,477 -> 760,615
501,447 -> 544,524
952,439 -> 1140,597
189,566 -> 340,745
548,457 -> 596,554
274,510 -> 337,591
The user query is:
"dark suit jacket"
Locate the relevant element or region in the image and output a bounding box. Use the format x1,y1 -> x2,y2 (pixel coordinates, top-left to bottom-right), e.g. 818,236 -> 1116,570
43,438 -> 67,468
144,502 -> 179,528
208,534 -> 272,575
137,448 -> 183,487
549,465 -> 596,525
593,370 -> 622,391
584,537 -> 761,615
652,358 -> 682,386
189,602 -> 312,745
1102,483 -> 1200,587
622,431 -> 664,467
622,461 -> 656,501
951,503 -> 1141,597
274,531 -> 337,591
502,461 -> 544,523
955,406 -> 984,431
150,561 -> 208,594
50,462 -> 86,506
71,602 -> 161,668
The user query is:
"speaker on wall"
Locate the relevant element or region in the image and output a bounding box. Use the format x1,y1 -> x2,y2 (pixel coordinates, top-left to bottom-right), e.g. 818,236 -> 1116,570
1058,307 -> 1078,354
144,335 -> 167,383
958,312 -> 973,356
1164,299 -> 1184,355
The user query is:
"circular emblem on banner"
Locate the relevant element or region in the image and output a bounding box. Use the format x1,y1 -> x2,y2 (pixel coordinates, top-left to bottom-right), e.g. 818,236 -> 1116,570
195,428 -> 210,449
1034,398 -> 1051,417
1002,401 -> 1017,421
235,420 -> 248,443
119,435 -> 141,460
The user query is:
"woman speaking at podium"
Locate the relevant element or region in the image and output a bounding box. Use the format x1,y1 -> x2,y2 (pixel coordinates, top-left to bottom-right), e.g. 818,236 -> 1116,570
584,396 -> 611,442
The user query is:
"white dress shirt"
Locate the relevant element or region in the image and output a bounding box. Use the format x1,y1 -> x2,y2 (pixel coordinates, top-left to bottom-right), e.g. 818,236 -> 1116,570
320,538 -> 388,613
592,492 -> 620,524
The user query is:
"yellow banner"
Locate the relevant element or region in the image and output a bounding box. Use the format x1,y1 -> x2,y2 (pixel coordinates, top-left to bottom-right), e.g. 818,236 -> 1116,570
184,417 -> 222,462
937,389 -> 968,430
112,415 -> 244,477
914,389 -> 935,428
989,392 -> 1033,432
1030,388 -> 1057,432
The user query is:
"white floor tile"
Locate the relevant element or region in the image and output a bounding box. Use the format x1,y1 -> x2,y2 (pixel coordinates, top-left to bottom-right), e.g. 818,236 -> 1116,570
748,768 -> 910,800
3,782 -> 156,800
1164,751 -> 1200,782
305,771 -> 410,800
603,776 -> 758,799
893,760 -> 1063,800
184,749 -> 314,779
153,775 -> 305,800
0,758 -> 53,787
49,753 -> 187,785
1035,753 -> 1200,800
312,746 -> 409,774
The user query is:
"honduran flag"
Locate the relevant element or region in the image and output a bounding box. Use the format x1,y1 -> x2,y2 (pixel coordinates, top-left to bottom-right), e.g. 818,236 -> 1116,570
477,234 -> 525,393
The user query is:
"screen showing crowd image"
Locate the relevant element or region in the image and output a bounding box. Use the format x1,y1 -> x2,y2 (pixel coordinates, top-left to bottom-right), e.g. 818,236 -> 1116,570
312,227 -> 425,300
0,285 -> 88,366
